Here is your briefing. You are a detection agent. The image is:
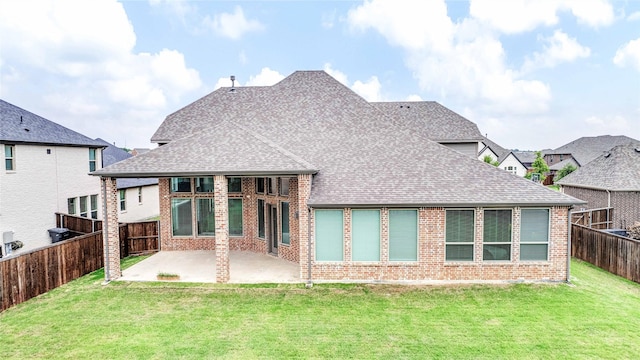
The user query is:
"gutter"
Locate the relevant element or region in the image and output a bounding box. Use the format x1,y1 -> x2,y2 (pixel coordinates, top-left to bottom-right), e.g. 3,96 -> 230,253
101,178 -> 111,284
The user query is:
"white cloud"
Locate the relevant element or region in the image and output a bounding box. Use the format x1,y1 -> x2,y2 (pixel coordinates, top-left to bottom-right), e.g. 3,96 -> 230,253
628,11 -> 640,22
323,63 -> 349,85
523,30 -> 591,71
245,67 -> 285,86
584,114 -> 631,133
203,6 -> 263,40
0,0 -> 203,148
352,76 -> 382,102
613,38 -> 640,71
469,0 -> 614,34
406,94 -> 423,101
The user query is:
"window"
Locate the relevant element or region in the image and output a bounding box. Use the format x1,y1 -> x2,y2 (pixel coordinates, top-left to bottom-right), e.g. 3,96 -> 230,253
228,177 -> 242,193
389,209 -> 418,261
172,198 -> 193,236
315,210 -> 343,261
79,196 -> 88,217
352,209 -> 381,261
267,177 -> 276,195
89,148 -> 97,172
256,178 -> 265,194
280,178 -> 289,196
281,202 -> 290,245
5,144 -> 15,171
483,210 -> 512,261
520,209 -> 550,261
446,210 -> 475,261
196,177 -> 214,193
119,190 -> 126,211
138,187 -> 143,203
67,198 -> 76,215
258,199 -> 265,238
171,177 -> 191,193
90,195 -> 98,219
229,198 -> 243,236
504,166 -> 516,175
197,198 -> 215,236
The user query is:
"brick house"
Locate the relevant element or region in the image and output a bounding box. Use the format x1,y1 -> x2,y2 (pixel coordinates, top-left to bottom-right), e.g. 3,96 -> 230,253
557,144 -> 640,229
1,99 -> 104,256
93,71 -> 583,283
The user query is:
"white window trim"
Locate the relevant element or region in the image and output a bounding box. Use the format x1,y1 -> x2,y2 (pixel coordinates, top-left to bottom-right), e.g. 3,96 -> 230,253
350,209 -> 382,263
314,208 -> 345,263
444,208 -> 476,263
519,207 -> 551,262
482,208 -> 513,262
388,208 -> 419,263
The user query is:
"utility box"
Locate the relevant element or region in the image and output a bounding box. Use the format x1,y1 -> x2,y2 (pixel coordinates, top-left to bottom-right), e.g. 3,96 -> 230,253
48,228 -> 70,243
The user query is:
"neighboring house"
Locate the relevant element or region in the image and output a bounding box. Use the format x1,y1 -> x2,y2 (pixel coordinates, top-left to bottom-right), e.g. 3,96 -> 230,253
93,70 -> 583,283
557,144 -> 640,229
513,151 -> 537,171
478,137 -> 528,177
131,148 -> 150,156
98,139 -> 159,222
372,102 -> 484,157
0,99 -> 104,256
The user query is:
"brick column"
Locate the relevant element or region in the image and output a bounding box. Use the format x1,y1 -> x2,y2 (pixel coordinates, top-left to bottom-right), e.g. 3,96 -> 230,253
102,177 -> 121,281
297,174 -> 312,282
214,175 -> 229,283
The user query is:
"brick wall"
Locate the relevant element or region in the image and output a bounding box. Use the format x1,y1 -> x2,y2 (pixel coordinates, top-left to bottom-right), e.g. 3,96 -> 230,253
563,186 -> 608,210
564,186 -> 640,229
309,206 -> 570,282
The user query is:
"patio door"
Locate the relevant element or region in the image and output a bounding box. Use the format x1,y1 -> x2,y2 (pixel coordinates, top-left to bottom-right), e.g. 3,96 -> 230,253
268,204 -> 278,255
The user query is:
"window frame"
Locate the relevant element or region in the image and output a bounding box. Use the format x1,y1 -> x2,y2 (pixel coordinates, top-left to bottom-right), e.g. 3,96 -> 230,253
351,209 -> 381,262
520,208 -> 550,261
138,187 -> 143,203
256,177 -> 265,194
280,178 -> 290,196
196,198 -> 216,237
314,209 -> 344,262
228,198 -> 243,237
195,177 -> 214,193
170,177 -> 192,193
5,144 -> 15,171
388,209 -> 419,262
482,209 -> 513,261
68,197 -> 76,215
119,189 -> 126,211
267,177 -> 276,195
445,209 -> 475,262
257,199 -> 266,239
171,198 -> 193,237
89,148 -> 97,172
79,196 -> 88,217
90,195 -> 98,219
281,201 -> 290,245
228,177 -> 242,193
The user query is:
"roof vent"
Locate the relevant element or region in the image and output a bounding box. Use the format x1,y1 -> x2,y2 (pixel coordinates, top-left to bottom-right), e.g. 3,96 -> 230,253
604,152 -> 611,158
230,75 -> 236,87
635,148 -> 640,153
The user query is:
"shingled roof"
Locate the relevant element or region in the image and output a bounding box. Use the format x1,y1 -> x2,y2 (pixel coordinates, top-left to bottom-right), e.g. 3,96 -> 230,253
94,70 -> 581,207
556,144 -> 640,191
0,99 -> 104,147
480,136 -> 509,161
548,135 -> 640,166
96,138 -> 158,189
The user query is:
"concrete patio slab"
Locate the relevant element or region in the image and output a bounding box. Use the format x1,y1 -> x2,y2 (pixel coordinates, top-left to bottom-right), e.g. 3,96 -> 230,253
119,250 -> 301,284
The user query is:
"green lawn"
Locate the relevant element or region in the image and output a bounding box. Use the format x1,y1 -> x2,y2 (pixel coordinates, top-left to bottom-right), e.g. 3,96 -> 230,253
1,258 -> 639,359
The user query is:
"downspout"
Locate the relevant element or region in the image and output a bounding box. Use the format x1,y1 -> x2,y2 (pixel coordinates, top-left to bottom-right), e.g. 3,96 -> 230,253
306,206 -> 313,288
101,178 -> 111,284
606,190 -> 611,229
566,206 -> 573,283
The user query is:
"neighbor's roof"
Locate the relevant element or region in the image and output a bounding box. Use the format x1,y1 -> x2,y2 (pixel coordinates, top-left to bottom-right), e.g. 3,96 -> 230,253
512,151 -> 536,166
372,101 -> 483,143
95,70 -> 582,207
0,99 -> 104,147
556,144 -> 640,191
479,136 -> 509,162
548,135 -> 640,166
96,138 -> 158,189
549,157 -> 579,171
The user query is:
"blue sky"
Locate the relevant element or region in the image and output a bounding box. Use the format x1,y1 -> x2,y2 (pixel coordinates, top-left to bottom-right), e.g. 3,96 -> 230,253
1,0 -> 638,151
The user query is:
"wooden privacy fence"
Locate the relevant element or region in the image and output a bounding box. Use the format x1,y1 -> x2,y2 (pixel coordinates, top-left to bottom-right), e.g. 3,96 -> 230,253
571,207 -> 613,229
572,224 -> 640,283
1,216 -> 159,312
56,213 -> 102,233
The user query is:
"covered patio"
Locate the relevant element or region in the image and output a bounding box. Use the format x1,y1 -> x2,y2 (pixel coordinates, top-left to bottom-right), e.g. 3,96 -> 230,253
119,250 -> 301,283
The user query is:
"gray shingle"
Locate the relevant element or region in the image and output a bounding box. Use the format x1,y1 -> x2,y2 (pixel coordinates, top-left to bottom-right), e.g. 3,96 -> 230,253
95,70 -> 582,207
0,99 -> 104,147
556,144 -> 640,191
549,135 -> 640,166
95,138 -> 158,189
480,136 -> 509,162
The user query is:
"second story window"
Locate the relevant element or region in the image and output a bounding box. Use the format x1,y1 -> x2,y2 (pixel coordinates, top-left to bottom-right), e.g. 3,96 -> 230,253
5,144 -> 15,171
89,148 -> 97,172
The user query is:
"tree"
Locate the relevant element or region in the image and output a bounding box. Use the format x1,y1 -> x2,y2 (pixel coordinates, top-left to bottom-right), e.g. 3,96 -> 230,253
554,163 -> 577,181
483,154 -> 499,167
525,151 -> 549,182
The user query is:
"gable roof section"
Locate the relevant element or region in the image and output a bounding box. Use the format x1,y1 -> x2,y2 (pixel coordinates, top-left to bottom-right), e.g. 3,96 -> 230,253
96,70 -> 582,207
556,144 -> 640,191
372,101 -> 483,143
512,151 -> 536,166
480,136 -> 509,161
549,157 -> 579,171
0,99 -> 104,147
549,135 -> 640,166
96,138 -> 159,189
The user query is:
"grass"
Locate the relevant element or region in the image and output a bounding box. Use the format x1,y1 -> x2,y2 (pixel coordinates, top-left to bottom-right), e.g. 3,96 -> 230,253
1,259 -> 639,359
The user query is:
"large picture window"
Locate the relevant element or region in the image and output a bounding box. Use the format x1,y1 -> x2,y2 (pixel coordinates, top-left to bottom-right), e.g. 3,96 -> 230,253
281,202 -> 290,245
197,198 -> 215,236
229,199 -> 243,236
351,209 -> 381,261
446,210 -> 475,261
257,199 -> 265,238
315,210 -> 344,261
483,209 -> 512,261
172,198 -> 192,236
520,209 -> 549,261
389,209 -> 418,261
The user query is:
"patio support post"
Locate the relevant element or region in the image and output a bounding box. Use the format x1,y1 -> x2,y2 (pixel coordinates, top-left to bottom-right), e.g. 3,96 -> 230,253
102,177 -> 121,281
214,175 -> 230,283
296,174 -> 312,283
